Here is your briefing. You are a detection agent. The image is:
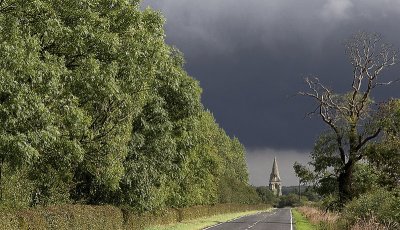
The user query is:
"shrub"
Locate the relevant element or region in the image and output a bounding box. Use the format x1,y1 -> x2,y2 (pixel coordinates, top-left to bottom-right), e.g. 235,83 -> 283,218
318,194 -> 342,212
218,176 -> 261,204
342,188 -> 400,226
0,203 -> 270,230
255,186 -> 279,205
122,208 -> 180,230
277,194 -> 307,207
0,205 -> 124,230
0,165 -> 34,210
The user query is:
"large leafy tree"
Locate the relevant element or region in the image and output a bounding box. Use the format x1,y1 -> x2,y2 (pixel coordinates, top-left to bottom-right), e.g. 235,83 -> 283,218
0,0 -> 257,209
0,1 -> 86,203
119,48 -> 203,210
0,0 -> 167,204
300,32 -> 398,203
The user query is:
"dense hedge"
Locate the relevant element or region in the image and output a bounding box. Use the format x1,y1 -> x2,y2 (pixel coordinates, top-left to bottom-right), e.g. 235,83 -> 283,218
0,204 -> 270,230
0,205 -> 123,230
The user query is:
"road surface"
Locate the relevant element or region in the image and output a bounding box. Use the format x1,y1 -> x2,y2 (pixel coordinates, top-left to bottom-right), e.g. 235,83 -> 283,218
204,208 -> 294,230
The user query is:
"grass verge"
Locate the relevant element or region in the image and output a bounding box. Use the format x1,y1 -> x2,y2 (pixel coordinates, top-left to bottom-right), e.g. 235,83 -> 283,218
292,208 -> 316,230
145,209 -> 271,230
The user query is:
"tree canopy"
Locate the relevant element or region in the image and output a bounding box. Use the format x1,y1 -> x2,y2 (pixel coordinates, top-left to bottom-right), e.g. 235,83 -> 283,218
0,0 -> 260,210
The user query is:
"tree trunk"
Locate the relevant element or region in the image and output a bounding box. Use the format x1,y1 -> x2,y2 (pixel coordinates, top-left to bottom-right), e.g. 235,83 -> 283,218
338,123 -> 357,204
338,160 -> 354,203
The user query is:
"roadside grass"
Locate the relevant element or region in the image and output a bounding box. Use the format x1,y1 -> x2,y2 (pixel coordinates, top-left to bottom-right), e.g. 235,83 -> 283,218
292,208 -> 316,230
145,209 -> 271,230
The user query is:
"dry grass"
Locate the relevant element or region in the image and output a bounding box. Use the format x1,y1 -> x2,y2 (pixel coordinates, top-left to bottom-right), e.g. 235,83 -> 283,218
297,206 -> 339,229
350,216 -> 399,230
297,206 -> 399,230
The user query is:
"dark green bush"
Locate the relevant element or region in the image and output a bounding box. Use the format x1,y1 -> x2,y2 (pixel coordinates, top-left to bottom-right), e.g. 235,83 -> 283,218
0,204 -> 270,230
218,176 -> 261,204
122,207 -> 183,230
255,186 -> 279,205
278,194 -> 306,208
0,165 -> 34,210
0,205 -> 124,230
342,188 -> 400,226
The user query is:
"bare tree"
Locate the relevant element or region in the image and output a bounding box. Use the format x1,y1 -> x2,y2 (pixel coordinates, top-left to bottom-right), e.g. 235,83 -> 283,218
300,32 -> 398,203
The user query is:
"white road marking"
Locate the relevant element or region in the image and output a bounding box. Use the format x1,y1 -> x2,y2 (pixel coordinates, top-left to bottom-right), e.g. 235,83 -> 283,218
245,210 -> 275,230
203,211 -> 263,230
290,208 -> 293,230
246,220 -> 260,229
204,209 -> 284,230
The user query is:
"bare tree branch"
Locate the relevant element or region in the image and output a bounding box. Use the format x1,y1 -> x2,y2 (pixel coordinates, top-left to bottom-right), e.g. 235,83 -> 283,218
355,128 -> 381,152
300,31 -> 398,203
300,32 -> 398,165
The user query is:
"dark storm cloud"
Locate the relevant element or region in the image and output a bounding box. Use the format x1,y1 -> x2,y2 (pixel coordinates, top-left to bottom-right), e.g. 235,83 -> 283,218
141,0 -> 400,184
143,0 -> 400,59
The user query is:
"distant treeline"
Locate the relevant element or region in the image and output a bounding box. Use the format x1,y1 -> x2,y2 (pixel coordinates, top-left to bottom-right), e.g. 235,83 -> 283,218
0,0 -> 260,212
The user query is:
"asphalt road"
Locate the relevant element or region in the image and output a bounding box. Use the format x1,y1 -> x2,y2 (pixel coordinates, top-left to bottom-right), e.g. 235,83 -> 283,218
204,208 -> 293,230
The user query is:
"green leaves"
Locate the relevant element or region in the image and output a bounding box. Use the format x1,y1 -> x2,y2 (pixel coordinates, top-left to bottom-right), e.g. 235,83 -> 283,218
293,162 -> 315,185
0,0 -> 254,210
366,99 -> 400,189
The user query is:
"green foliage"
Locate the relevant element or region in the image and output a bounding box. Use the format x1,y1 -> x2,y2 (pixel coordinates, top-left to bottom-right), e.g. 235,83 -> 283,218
295,133 -> 382,204
0,204 -> 270,230
293,162 -> 315,185
342,188 -> 400,226
300,188 -> 320,202
277,194 -> 306,208
293,133 -> 341,200
0,164 -> 34,210
119,97 -> 176,211
318,194 -> 342,212
0,0 -> 254,211
309,132 -> 342,175
255,186 -> 279,205
0,205 -> 124,230
217,176 -> 261,205
352,163 -> 379,197
366,99 -> 400,189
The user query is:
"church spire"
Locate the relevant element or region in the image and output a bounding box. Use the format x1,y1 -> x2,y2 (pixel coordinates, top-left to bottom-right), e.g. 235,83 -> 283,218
270,157 -> 281,182
269,157 -> 282,196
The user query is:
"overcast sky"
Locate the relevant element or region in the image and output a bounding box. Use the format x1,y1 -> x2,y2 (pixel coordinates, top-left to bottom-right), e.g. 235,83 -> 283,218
141,0 -> 400,186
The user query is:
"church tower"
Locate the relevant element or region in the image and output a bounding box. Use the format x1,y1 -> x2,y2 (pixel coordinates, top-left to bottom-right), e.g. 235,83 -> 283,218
269,157 -> 282,196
